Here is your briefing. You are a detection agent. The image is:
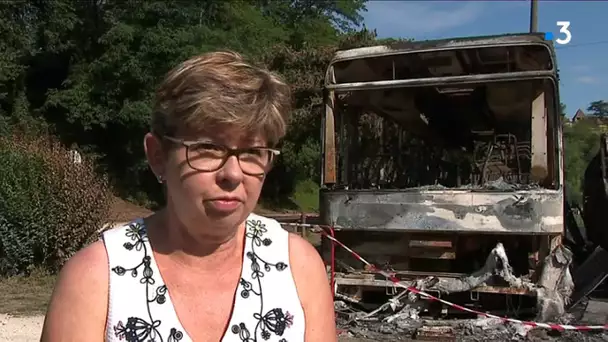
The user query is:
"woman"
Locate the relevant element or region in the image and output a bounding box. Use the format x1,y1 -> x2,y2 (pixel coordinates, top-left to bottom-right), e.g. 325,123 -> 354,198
41,51 -> 337,342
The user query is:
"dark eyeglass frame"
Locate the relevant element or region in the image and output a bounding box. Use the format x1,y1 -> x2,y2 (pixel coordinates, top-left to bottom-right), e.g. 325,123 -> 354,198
161,135 -> 280,176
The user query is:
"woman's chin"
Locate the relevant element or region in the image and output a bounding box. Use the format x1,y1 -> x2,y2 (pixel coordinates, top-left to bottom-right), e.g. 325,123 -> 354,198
201,205 -> 248,228
205,199 -> 242,215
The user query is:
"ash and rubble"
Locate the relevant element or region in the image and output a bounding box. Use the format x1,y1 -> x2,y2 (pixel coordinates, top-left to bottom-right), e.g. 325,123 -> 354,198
333,243 -> 605,341
336,299 -> 608,342
337,317 -> 608,342
402,177 -> 541,192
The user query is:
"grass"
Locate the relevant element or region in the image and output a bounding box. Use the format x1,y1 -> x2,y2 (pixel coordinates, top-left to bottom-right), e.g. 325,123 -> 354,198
0,269 -> 56,315
257,179 -> 321,214
290,179 -> 320,213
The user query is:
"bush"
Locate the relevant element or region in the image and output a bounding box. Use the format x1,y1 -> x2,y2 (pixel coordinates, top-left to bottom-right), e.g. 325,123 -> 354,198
0,133 -> 113,276
291,179 -> 320,213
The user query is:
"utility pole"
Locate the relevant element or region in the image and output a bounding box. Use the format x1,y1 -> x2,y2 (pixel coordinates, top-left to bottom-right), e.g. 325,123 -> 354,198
530,0 -> 538,32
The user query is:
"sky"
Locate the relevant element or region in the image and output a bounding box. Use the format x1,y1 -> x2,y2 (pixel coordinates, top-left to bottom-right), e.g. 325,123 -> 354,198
362,0 -> 608,118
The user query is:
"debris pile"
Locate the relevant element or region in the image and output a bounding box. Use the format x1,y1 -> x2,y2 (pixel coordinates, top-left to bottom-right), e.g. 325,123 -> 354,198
332,243 -> 608,341
337,314 -> 608,342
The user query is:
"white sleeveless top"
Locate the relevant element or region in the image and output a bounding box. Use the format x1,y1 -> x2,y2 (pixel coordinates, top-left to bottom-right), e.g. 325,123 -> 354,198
102,213 -> 305,342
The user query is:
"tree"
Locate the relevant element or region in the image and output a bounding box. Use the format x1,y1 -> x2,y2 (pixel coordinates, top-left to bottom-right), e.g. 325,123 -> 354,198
0,0 -> 370,208
559,102 -> 567,125
564,120 -> 600,204
260,28 -> 384,202
560,102 -> 566,118
587,100 -> 608,117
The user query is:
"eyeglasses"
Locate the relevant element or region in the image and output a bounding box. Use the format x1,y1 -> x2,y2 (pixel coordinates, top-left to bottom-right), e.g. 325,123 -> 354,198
162,136 -> 280,176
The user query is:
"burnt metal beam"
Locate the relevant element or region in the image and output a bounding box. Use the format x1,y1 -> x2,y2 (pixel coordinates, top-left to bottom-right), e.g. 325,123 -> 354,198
325,71 -> 556,93
568,246 -> 608,309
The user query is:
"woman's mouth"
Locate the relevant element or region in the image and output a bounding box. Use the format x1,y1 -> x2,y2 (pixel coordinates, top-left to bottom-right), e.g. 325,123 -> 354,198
206,198 -> 242,213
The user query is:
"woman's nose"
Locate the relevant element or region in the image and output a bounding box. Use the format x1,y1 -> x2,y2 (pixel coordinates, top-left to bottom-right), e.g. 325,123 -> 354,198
217,155 -> 244,184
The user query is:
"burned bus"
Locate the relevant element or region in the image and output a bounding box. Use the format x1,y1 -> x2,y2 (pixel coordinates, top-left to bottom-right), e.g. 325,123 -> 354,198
319,34 -> 572,320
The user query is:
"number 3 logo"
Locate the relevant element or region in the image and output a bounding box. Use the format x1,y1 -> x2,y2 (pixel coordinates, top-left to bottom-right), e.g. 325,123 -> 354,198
556,21 -> 572,45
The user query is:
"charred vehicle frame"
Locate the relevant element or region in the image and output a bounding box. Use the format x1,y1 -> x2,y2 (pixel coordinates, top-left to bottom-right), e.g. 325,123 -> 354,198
318,33 -> 572,322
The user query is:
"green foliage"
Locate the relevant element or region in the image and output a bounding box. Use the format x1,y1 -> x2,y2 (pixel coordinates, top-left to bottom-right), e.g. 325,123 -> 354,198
291,179 -> 320,213
587,100 -> 608,117
0,0 -> 371,209
564,120 -> 601,204
0,134 -> 112,276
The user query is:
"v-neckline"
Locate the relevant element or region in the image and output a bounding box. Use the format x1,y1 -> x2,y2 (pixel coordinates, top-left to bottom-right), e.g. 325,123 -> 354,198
140,217 -> 250,342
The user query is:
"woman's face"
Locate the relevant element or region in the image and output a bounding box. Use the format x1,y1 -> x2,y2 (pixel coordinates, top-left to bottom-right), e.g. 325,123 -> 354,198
145,127 -> 268,237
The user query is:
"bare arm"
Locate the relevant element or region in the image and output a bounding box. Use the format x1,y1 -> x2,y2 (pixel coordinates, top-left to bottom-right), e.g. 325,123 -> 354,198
289,233 -> 337,342
40,241 -> 109,342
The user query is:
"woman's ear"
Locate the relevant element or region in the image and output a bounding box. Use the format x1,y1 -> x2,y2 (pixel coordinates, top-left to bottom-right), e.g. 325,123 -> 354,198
144,132 -> 166,179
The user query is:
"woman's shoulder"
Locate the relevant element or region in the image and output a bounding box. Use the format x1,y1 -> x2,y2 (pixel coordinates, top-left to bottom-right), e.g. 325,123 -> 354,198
61,240 -> 109,282
101,218 -> 147,237
47,219 -> 148,305
102,217 -> 150,243
41,240 -> 109,338
55,226 -> 113,289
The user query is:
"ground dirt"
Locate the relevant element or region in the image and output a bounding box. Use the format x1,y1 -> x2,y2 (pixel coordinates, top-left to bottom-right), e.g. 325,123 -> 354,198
0,272 -> 53,341
0,314 -> 44,342
108,196 -> 154,222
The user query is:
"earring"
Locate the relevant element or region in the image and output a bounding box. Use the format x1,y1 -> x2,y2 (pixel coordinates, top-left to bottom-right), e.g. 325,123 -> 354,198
157,175 -> 164,184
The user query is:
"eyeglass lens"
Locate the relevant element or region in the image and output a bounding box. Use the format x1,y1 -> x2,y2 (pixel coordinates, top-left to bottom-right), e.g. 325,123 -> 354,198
187,143 -> 271,174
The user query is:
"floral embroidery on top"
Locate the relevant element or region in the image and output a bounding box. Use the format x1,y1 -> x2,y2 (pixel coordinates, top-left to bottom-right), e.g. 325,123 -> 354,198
231,219 -> 294,341
108,218 -> 298,342
110,222 -> 184,342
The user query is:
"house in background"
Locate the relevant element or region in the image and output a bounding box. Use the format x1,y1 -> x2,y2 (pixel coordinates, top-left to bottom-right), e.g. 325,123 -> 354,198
572,109 -> 586,123
563,108 -> 586,126
566,108 -> 608,133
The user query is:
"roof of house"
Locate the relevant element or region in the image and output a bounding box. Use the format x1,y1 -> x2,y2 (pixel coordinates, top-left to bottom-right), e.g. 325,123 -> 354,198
573,109 -> 586,120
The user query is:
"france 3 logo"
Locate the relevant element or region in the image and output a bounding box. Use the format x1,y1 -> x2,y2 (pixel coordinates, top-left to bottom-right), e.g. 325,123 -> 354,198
544,21 -> 571,45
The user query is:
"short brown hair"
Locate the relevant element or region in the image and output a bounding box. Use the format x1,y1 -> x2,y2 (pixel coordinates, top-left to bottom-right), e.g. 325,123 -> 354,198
152,51 -> 291,146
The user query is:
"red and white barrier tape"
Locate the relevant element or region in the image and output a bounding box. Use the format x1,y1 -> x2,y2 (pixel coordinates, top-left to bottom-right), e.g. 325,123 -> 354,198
281,222 -> 608,331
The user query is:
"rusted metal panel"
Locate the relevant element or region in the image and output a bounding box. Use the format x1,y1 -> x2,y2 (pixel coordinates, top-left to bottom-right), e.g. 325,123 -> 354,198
320,189 -> 563,233
408,247 -> 456,260
416,325 -> 455,341
323,66 -> 337,185
410,239 -> 453,248
530,91 -> 549,182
